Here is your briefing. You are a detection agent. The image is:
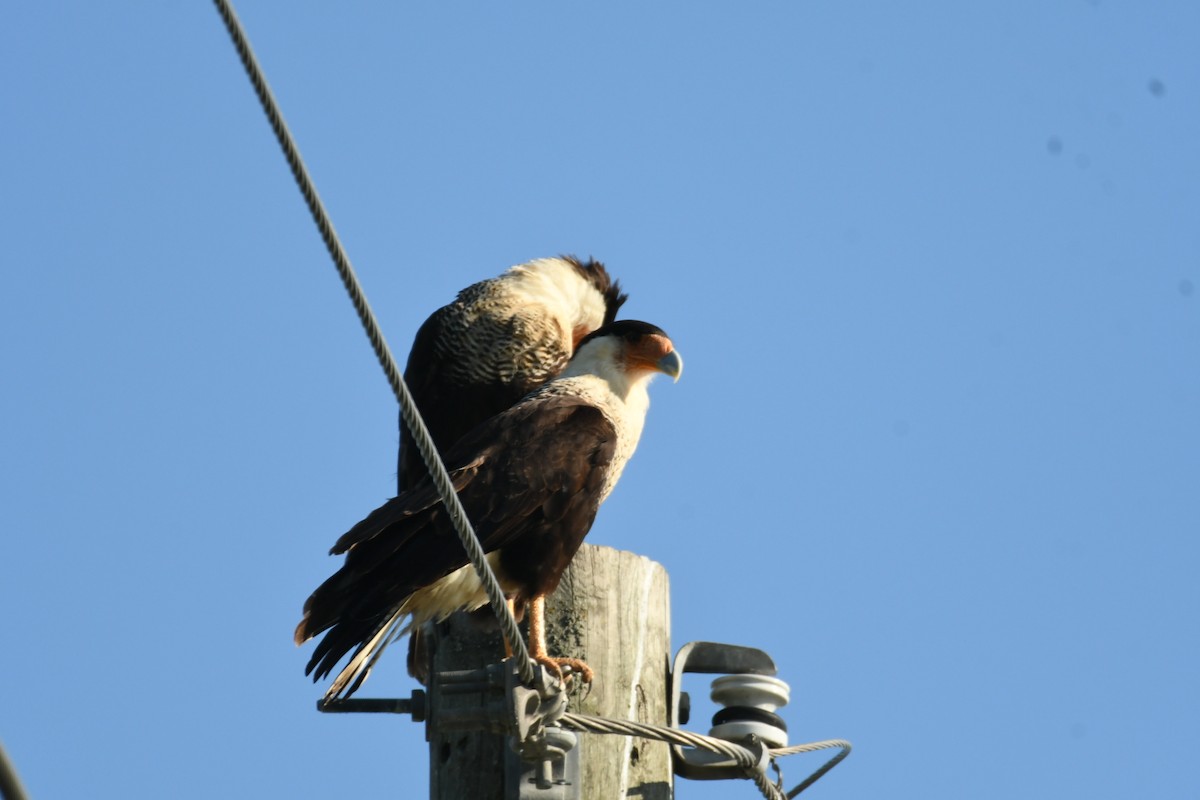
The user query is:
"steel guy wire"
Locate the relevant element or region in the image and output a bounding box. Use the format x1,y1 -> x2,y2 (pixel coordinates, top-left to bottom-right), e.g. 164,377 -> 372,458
211,0 -> 535,686
210,11 -> 849,798
561,713 -> 851,798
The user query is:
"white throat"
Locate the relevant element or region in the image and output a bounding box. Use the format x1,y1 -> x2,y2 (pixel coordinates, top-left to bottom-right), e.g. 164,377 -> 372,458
558,337 -> 656,470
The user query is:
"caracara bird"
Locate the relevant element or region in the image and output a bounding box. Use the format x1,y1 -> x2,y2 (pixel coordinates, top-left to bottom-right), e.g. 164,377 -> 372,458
296,320 -> 682,699
397,256 -> 626,493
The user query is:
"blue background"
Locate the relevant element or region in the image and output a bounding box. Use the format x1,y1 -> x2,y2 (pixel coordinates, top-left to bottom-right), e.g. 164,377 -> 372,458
2,2 -> 1197,798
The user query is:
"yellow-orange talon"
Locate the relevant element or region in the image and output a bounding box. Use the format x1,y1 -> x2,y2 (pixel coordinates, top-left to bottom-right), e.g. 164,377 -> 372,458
526,595 -> 594,686
534,655 -> 593,685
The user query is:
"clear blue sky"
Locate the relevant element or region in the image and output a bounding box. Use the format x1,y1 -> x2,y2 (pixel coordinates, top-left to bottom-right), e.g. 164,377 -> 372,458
2,2 -> 1197,798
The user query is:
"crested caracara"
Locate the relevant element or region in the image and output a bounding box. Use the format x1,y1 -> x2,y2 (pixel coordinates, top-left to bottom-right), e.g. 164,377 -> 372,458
397,256 -> 626,493
296,320 -> 681,699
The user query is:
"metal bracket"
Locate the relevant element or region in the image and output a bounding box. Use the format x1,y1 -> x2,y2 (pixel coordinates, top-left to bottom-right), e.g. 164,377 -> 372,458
432,659 -> 566,737
504,725 -> 581,800
431,659 -> 580,800
316,691 -> 427,721
669,641 -> 778,781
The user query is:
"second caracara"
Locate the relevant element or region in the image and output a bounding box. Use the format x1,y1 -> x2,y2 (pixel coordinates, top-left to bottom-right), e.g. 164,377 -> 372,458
296,321 -> 681,699
397,256 -> 626,493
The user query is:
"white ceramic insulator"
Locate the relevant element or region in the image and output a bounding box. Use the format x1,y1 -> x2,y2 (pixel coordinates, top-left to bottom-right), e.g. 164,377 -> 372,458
710,674 -> 791,711
708,674 -> 791,749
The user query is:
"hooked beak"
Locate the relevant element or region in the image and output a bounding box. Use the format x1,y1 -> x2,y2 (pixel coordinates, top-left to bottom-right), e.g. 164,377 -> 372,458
656,349 -> 683,382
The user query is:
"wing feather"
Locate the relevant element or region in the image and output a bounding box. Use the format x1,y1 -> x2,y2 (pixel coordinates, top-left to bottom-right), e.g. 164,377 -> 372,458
297,392 -> 618,694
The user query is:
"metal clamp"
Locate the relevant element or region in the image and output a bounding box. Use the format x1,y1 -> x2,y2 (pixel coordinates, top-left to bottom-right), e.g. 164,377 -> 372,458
433,658 -> 566,739
504,725 -> 580,800
669,641 -> 781,782
430,659 -> 580,800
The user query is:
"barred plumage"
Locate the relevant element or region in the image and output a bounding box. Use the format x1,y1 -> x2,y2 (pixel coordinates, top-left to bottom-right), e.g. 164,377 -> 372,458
398,256 -> 627,492
297,321 -> 681,699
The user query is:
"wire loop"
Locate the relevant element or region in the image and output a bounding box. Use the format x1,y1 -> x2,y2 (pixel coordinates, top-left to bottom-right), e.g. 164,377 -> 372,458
561,713 -> 850,799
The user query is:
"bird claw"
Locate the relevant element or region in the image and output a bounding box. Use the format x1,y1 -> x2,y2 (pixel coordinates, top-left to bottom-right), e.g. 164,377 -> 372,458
534,655 -> 594,686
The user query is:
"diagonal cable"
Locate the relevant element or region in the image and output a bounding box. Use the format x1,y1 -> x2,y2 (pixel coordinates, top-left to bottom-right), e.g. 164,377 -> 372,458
560,713 -> 850,799
211,0 -> 534,685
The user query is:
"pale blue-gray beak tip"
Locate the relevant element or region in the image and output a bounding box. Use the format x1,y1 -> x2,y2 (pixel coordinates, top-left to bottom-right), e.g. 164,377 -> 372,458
657,350 -> 683,382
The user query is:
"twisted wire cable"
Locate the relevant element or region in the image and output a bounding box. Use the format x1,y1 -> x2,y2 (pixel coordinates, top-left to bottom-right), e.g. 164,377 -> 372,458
211,0 -> 534,685
211,10 -> 851,796
783,741 -> 852,799
561,713 -> 850,798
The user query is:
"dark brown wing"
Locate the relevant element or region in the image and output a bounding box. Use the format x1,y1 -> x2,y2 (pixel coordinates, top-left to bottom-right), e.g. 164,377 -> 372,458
300,393 -> 618,683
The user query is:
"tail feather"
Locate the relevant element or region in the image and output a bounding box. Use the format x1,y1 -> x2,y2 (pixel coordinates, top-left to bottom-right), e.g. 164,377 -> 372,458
294,567 -> 361,645
300,604 -> 406,690
325,611 -> 412,699
294,452 -> 489,697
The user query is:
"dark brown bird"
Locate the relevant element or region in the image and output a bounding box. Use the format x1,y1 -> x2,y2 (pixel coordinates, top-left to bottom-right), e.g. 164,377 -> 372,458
296,321 -> 682,699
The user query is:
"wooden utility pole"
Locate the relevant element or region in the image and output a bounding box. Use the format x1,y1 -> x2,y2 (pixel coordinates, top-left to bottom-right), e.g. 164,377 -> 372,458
428,544 -> 673,799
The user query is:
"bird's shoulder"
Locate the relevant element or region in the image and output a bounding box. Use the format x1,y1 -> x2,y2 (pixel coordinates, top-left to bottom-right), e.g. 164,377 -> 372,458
450,389 -> 619,475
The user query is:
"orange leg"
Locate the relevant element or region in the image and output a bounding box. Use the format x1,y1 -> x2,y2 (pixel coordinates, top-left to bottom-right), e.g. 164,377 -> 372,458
528,594 -> 594,684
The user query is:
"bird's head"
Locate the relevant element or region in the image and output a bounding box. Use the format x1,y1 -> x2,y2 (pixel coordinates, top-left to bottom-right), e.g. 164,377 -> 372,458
566,320 -> 682,399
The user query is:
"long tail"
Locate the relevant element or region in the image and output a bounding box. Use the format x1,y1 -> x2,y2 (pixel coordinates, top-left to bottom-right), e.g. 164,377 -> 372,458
319,608 -> 412,700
